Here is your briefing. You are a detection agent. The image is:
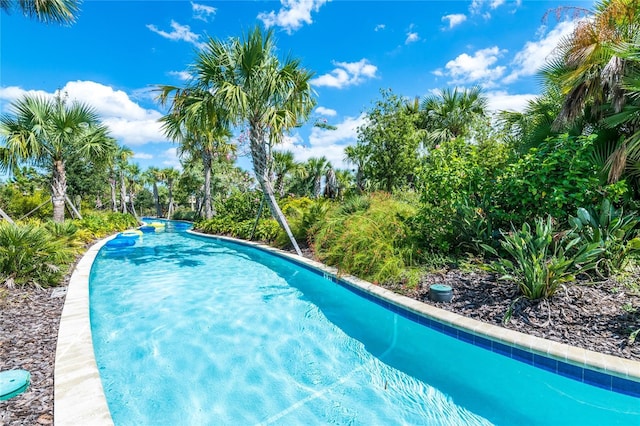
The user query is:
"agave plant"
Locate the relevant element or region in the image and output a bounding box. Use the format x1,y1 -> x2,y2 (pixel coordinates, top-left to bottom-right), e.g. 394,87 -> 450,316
568,199 -> 640,277
483,216 -> 603,300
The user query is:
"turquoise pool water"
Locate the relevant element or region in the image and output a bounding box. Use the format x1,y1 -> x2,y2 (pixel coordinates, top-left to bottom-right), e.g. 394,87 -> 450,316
90,221 -> 640,425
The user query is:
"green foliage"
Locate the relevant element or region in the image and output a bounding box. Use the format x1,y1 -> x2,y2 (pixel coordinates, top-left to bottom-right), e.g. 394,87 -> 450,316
275,197 -> 330,247
0,184 -> 52,220
356,88 -> 423,192
196,216 -> 279,243
568,199 -> 640,277
416,138 -> 509,252
453,197 -> 497,255
312,193 -> 421,285
214,190 -> 264,222
172,207 -> 199,222
0,222 -> 74,288
491,134 -> 603,226
75,212 -> 139,240
483,216 -> 603,300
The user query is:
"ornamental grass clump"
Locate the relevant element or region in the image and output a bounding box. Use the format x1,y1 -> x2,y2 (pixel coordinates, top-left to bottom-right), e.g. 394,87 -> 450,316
483,216 -> 603,300
311,193 -> 421,286
0,222 -> 74,288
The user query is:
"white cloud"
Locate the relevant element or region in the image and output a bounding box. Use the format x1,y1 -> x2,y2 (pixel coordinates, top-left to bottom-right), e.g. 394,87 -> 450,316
191,2 -> 216,22
405,32 -> 419,44
485,91 -> 536,112
442,14 -> 467,29
504,20 -> 577,84
161,147 -> 181,169
277,114 -> 366,169
134,152 -> 154,160
490,0 -> 505,9
374,24 -> 385,31
440,46 -> 507,86
258,0 -> 329,34
310,59 -> 378,89
168,70 -> 192,81
315,106 -> 337,116
146,20 -> 205,49
0,81 -> 168,147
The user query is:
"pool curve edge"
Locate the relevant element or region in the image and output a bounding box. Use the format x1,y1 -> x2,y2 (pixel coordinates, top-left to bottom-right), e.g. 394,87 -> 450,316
54,230 -> 640,425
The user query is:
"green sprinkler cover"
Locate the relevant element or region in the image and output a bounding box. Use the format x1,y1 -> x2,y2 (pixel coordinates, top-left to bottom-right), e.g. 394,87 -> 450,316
0,369 -> 30,401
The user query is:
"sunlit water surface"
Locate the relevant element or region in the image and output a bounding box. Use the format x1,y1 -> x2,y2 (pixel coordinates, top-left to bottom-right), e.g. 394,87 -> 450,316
90,221 -> 640,425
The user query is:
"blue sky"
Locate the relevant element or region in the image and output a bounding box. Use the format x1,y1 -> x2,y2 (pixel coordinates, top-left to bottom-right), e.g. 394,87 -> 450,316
0,0 -> 593,173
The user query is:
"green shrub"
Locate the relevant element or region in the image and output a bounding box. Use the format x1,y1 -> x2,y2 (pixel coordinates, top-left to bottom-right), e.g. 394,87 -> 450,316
312,193 -> 421,285
490,134 -> 602,227
483,216 -> 603,300
0,222 -> 74,288
0,185 -> 52,220
568,199 -> 640,277
275,197 -> 331,248
214,190 -> 264,222
76,212 -> 139,239
172,208 -> 199,222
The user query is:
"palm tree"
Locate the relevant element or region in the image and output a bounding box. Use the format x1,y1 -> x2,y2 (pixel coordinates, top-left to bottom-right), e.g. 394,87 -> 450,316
419,86 -> 488,146
124,162 -> 141,218
344,144 -> 367,192
143,167 -> 164,217
0,93 -> 112,222
304,156 -> 330,198
1,0 -> 80,24
162,168 -> 180,219
115,145 -> 133,214
157,86 -> 234,220
272,150 -> 299,197
540,0 -> 640,185
541,0 -> 640,129
191,26 -> 316,256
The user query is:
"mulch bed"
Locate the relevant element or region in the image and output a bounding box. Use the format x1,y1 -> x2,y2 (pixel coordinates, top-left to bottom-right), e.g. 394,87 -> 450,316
1,254 -> 639,424
385,268 -> 640,361
0,286 -> 65,426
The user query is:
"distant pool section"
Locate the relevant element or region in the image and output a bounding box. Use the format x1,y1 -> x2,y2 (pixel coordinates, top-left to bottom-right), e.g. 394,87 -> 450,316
88,220 -> 640,425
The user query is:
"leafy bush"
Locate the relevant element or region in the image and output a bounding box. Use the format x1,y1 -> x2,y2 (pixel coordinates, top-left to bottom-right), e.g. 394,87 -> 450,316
490,134 -> 602,227
416,138 -> 509,252
0,222 -> 74,288
172,208 -> 199,222
568,199 -> 640,277
196,216 -> 279,243
0,185 -> 52,220
276,197 -> 331,248
312,193 -> 421,285
214,190 -> 265,222
483,216 -> 603,300
75,212 -> 139,240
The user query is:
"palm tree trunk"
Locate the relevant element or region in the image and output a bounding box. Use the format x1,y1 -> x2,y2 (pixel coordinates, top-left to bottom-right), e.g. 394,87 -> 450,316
166,183 -> 174,219
120,172 -> 127,214
109,177 -> 117,212
249,126 -> 302,256
153,183 -> 161,217
51,159 -> 67,223
203,152 -> 215,219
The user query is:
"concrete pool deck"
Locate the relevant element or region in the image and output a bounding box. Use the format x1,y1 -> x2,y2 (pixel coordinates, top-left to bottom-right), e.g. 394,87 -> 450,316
54,232 -> 640,424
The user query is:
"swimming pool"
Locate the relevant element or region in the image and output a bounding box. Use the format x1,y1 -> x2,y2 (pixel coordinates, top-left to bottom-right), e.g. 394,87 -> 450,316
88,221 -> 640,425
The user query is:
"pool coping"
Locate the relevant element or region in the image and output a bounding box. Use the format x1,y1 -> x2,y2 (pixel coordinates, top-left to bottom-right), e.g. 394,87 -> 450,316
55,231 -> 640,425
54,237 -> 114,426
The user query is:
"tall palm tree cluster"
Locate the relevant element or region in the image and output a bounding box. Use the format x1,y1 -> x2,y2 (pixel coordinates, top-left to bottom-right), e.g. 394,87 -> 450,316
157,27 -> 317,255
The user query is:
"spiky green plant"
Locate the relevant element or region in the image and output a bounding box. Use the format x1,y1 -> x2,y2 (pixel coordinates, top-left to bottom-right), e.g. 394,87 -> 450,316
483,216 -> 603,300
568,199 -> 640,277
0,222 -> 74,288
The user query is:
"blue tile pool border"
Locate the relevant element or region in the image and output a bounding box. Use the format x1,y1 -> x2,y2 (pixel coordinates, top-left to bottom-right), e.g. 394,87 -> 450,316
190,231 -> 640,399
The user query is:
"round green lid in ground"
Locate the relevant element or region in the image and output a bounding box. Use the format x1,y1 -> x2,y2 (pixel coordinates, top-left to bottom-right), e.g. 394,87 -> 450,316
0,369 -> 30,401
430,284 -> 452,292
